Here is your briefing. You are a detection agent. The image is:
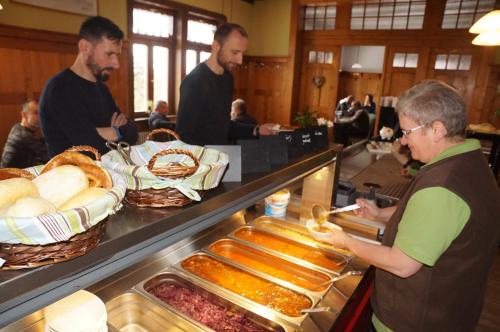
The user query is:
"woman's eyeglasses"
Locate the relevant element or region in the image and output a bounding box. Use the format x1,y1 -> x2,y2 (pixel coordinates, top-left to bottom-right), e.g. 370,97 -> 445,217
401,124 -> 425,137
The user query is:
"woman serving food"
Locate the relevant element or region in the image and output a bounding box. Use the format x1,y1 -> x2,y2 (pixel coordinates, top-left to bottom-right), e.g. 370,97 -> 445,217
322,80 -> 500,331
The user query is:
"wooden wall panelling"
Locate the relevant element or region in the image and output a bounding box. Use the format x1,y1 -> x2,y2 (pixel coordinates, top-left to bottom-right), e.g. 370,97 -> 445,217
426,47 -> 481,123
337,72 -> 381,106
298,46 -> 340,121
234,57 -> 290,125
481,65 -> 500,127
0,25 -> 130,158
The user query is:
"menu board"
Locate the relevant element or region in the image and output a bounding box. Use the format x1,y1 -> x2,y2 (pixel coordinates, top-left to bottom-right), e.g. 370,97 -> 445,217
13,0 -> 97,16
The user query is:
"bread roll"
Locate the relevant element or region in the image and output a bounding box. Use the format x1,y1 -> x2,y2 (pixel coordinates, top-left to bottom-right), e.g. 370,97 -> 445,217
4,197 -> 56,217
0,178 -> 39,210
33,165 -> 89,208
59,187 -> 108,211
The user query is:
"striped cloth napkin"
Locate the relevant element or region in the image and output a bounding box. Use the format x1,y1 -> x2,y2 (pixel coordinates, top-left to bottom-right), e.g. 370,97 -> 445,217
101,141 -> 229,201
0,164 -> 127,266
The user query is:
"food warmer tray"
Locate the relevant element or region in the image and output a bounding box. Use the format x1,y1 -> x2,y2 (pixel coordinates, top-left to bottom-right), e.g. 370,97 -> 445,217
135,268 -> 293,332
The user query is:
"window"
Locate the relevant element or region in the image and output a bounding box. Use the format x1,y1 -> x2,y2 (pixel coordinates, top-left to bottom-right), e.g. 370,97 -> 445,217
186,17 -> 216,74
351,0 -> 426,30
308,50 -> 334,64
442,0 -> 495,29
304,4 -> 337,31
131,8 -> 174,113
392,53 -> 419,68
129,2 -> 225,115
434,54 -> 472,70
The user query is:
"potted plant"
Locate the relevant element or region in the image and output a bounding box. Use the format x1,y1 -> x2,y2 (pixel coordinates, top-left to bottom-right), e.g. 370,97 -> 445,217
294,107 -> 317,152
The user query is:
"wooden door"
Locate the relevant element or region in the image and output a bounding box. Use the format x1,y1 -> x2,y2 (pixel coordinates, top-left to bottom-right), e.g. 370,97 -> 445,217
426,48 -> 481,122
298,46 -> 341,121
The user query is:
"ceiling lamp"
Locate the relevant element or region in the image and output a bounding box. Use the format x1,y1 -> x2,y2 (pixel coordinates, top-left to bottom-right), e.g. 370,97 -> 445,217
352,46 -> 362,69
472,30 -> 500,46
469,10 -> 500,34
469,10 -> 500,46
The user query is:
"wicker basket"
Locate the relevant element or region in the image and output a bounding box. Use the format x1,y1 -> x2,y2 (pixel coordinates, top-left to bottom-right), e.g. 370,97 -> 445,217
66,145 -> 102,160
146,128 -> 180,142
0,221 -> 106,270
0,146 -> 111,270
125,130 -> 201,207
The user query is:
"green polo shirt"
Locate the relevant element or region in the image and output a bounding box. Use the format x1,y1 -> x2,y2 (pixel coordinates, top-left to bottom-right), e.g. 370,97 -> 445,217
373,139 -> 479,332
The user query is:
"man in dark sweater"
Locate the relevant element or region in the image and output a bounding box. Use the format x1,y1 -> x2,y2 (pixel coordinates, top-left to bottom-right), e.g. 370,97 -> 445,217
324,80 -> 500,331
176,23 -> 274,146
1,99 -> 48,168
39,16 -> 137,157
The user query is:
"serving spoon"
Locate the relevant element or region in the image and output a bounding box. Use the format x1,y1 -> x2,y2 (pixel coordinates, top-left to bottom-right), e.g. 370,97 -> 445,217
311,204 -> 360,226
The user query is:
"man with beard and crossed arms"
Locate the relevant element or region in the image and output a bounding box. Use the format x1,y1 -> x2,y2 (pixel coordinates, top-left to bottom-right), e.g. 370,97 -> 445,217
40,16 -> 137,157
176,23 -> 275,146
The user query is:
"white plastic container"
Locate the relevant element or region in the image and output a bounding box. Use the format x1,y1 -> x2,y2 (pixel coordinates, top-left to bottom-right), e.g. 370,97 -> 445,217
264,189 -> 290,218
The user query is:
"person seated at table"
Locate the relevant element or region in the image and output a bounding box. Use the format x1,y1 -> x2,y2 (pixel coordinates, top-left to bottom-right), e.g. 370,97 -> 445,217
333,101 -> 370,146
148,100 -> 175,131
231,98 -> 257,126
334,95 -> 355,119
363,94 -> 376,114
1,99 -> 48,168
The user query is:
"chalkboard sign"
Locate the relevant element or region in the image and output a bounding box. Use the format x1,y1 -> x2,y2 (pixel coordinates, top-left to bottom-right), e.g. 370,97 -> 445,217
260,135 -> 288,165
311,125 -> 329,149
298,127 -> 314,153
237,140 -> 271,174
279,130 -> 303,159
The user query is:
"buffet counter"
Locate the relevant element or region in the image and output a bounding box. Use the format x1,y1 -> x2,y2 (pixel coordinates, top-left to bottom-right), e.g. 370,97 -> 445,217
1,144 -> 382,331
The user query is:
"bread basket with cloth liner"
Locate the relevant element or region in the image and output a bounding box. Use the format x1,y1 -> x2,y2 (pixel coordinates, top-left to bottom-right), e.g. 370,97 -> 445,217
101,128 -> 229,208
0,146 -> 127,270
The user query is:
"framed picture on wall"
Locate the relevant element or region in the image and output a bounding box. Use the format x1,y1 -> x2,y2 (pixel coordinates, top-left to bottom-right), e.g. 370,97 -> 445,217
12,0 -> 97,16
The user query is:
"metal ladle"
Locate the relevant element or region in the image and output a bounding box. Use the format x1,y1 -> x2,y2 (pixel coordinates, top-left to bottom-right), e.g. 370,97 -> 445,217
317,270 -> 363,288
311,204 -> 361,224
301,306 -> 336,314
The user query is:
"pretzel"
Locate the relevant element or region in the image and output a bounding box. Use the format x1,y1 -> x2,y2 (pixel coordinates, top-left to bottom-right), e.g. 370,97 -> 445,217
41,149 -> 112,189
0,168 -> 35,181
41,151 -> 95,174
78,163 -> 113,189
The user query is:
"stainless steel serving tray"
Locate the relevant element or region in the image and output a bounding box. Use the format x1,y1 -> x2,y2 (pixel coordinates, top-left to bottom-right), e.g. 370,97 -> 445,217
251,216 -> 354,258
228,226 -> 349,276
205,238 -> 332,297
173,252 -> 316,328
106,291 -> 203,332
135,269 -> 292,332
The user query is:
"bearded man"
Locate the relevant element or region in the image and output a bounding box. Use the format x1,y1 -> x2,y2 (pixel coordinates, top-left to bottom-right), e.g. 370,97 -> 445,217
176,23 -> 275,145
39,16 -> 137,157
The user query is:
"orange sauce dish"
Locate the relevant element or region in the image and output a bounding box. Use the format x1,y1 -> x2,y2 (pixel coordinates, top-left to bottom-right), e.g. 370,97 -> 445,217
234,228 -> 346,272
209,240 -> 331,292
181,255 -> 312,317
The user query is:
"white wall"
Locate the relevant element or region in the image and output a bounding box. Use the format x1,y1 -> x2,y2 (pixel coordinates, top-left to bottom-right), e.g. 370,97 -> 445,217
340,46 -> 386,73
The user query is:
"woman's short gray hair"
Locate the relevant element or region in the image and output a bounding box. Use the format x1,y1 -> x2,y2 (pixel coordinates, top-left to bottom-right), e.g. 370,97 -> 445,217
396,80 -> 467,138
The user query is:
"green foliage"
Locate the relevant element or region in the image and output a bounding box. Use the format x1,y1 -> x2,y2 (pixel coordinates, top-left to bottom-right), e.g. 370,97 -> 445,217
491,109 -> 500,123
295,107 -> 318,127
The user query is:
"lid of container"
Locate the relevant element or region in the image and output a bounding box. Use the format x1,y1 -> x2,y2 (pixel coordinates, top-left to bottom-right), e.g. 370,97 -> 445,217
44,290 -> 107,332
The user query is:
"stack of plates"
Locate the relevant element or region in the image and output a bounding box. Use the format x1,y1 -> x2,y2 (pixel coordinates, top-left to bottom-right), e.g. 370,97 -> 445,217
44,290 -> 107,332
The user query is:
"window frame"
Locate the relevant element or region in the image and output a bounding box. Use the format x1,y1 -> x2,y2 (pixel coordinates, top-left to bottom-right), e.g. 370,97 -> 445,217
128,0 -> 226,118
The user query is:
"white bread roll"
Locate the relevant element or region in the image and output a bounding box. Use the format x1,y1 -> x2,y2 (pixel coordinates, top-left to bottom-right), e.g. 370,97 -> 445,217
0,178 -> 39,211
59,187 -> 108,211
4,197 -> 56,217
33,165 -> 89,208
